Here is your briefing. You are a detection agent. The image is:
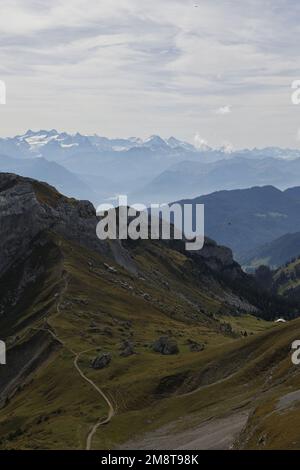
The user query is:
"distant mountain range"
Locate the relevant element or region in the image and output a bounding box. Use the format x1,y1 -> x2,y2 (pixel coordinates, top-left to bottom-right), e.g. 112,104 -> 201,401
176,185 -> 300,263
4,129 -> 300,162
0,130 -> 200,165
0,153 -> 94,201
133,156 -> 300,204
2,130 -> 300,205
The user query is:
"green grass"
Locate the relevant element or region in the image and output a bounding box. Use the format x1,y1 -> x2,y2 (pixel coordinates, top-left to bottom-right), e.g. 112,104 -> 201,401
1,232 -> 297,450
220,314 -> 273,335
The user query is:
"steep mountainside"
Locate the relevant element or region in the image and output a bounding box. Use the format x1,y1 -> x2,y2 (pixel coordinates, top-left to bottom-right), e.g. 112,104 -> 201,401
242,232 -> 300,269
176,185 -> 300,261
0,173 -> 299,450
273,257 -> 300,303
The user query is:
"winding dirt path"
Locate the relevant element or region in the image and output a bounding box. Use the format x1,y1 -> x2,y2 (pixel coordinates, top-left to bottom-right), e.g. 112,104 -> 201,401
34,274 -> 115,450
74,349 -> 115,450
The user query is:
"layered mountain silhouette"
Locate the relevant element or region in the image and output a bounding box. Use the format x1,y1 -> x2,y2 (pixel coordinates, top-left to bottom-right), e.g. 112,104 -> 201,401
0,154 -> 94,201
243,232 -> 300,269
2,130 -> 300,205
176,185 -> 300,262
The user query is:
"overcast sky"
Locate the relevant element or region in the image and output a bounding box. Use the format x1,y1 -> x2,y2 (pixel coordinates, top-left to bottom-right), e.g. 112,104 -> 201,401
0,0 -> 300,148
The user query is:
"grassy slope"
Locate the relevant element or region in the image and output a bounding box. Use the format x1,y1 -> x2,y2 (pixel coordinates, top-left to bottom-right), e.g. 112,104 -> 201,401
0,233 -> 299,450
274,258 -> 300,295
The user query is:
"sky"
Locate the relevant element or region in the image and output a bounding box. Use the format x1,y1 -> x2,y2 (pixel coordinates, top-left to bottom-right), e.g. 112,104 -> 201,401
0,0 -> 300,148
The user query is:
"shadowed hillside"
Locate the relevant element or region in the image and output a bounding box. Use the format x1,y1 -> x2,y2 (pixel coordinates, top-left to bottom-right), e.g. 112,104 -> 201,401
0,173 -> 299,450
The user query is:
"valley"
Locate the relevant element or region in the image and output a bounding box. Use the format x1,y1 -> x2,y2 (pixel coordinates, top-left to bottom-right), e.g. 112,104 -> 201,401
0,174 -> 300,449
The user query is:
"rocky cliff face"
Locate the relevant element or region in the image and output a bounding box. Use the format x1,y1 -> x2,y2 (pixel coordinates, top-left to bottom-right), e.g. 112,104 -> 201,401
0,173 -> 110,277
190,237 -> 242,280
1,172 -> 285,320
0,173 -> 245,283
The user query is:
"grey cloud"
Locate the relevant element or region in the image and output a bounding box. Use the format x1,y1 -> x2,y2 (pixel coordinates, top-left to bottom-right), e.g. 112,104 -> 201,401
0,0 -> 299,148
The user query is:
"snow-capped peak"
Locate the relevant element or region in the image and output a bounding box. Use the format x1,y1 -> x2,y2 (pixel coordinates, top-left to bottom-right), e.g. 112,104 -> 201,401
18,130 -> 60,151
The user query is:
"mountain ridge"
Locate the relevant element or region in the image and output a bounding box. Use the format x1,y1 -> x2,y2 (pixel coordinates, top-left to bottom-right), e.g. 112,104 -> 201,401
242,232 -> 300,269
175,185 -> 300,261
0,172 -> 299,450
